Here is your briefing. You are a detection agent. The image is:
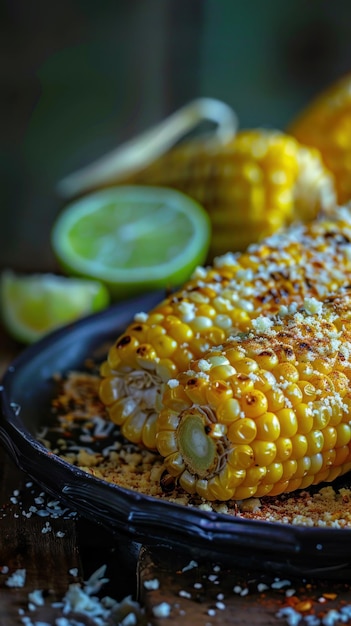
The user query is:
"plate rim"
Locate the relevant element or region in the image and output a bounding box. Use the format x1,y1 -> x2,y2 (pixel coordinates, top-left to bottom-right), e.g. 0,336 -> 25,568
1,290 -> 351,574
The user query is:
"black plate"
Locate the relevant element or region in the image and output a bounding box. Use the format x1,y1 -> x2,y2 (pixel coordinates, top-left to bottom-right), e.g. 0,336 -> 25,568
1,291 -> 351,578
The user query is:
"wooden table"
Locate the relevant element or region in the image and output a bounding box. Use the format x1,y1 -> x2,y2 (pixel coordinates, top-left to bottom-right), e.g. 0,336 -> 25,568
1,328 -> 351,625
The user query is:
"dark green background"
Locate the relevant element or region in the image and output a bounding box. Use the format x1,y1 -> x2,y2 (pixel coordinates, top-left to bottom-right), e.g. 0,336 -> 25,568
1,0 -> 351,271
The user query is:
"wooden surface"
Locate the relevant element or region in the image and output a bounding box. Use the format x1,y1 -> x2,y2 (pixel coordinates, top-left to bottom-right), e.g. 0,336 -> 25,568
1,327 -> 351,625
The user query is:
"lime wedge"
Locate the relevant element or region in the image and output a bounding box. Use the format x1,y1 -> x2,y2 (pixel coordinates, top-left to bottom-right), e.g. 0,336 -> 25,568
51,186 -> 211,299
0,270 -> 110,344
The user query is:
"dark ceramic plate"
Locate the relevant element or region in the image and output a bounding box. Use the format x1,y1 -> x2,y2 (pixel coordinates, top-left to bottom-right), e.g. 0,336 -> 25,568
1,291 -> 351,578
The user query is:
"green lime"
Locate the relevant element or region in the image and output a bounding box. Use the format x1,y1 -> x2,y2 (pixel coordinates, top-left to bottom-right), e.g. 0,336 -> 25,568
51,186 -> 211,300
0,270 -> 110,344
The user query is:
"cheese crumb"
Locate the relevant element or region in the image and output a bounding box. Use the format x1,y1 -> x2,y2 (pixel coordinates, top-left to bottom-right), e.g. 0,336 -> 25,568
303,297 -> 323,315
252,316 -> 274,332
153,602 -> 172,617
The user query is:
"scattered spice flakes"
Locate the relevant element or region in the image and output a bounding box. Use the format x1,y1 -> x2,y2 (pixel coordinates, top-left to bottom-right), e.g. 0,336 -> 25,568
39,371 -> 351,529
140,553 -> 351,626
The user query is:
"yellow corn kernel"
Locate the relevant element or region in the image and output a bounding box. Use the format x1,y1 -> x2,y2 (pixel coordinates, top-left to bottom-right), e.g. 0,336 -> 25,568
255,412 -> 280,441
281,459 -> 298,480
228,418 -> 257,444
290,434 -> 308,459
205,380 -> 233,406
289,73 -> 351,204
156,290 -> 351,500
100,211 -> 351,448
240,390 -> 268,418
216,397 -> 242,424
228,444 -> 254,470
275,438 -> 293,463
178,470 -> 197,494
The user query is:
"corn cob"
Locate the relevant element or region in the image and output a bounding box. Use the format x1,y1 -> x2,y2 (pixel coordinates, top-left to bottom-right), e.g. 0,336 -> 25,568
115,129 -> 337,258
99,208 -> 351,451
289,73 -> 351,205
57,99 -> 336,259
156,290 -> 351,501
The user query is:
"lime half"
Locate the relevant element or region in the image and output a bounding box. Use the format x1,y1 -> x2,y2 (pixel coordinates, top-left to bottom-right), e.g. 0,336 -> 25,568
51,186 -> 211,299
0,270 -> 110,344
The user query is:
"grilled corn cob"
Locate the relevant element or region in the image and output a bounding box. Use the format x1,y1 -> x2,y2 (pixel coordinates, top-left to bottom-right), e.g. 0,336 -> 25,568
58,99 -> 336,259
289,73 -> 351,205
100,208 -> 351,450
156,290 -> 351,501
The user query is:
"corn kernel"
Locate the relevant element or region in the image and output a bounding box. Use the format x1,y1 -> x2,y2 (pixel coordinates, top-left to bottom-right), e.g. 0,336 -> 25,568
273,362 -> 299,383
276,408 -> 298,438
228,418 -> 257,444
306,430 -> 324,455
298,380 -> 317,402
294,456 -> 311,478
206,380 -> 233,405
168,321 -> 194,343
295,403 -> 314,434
216,397 -> 242,424
254,412 -> 280,441
251,440 -> 277,466
123,410 -> 148,444
228,444 -> 254,470
281,459 -> 298,480
309,453 -> 324,475
322,426 -> 337,451
99,377 -> 120,406
275,437 -> 293,460
290,434 -> 308,459
265,461 -> 284,484
234,357 -> 259,375
336,422 -> 351,447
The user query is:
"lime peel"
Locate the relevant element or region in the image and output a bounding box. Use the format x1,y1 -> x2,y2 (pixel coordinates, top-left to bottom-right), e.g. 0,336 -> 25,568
0,270 -> 110,344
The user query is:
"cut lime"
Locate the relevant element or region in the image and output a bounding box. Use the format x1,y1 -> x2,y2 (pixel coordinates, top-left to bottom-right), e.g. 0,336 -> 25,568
0,270 -> 110,344
51,186 -> 211,300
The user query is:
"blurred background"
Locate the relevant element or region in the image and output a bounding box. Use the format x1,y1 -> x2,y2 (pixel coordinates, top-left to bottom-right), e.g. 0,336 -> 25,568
1,0 -> 351,272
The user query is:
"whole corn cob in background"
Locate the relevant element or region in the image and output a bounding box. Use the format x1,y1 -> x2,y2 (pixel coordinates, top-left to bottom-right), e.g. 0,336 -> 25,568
99,208 -> 351,451
57,98 -> 336,259
289,73 -> 351,206
105,129 -> 336,259
156,290 -> 351,501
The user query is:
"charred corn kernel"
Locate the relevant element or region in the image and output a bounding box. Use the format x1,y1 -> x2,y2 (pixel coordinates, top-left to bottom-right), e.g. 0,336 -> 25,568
289,73 -> 351,205
156,290 -> 351,500
205,381 -> 233,405
100,210 -> 351,447
255,350 -> 279,370
241,390 -> 268,418
273,362 -> 299,383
